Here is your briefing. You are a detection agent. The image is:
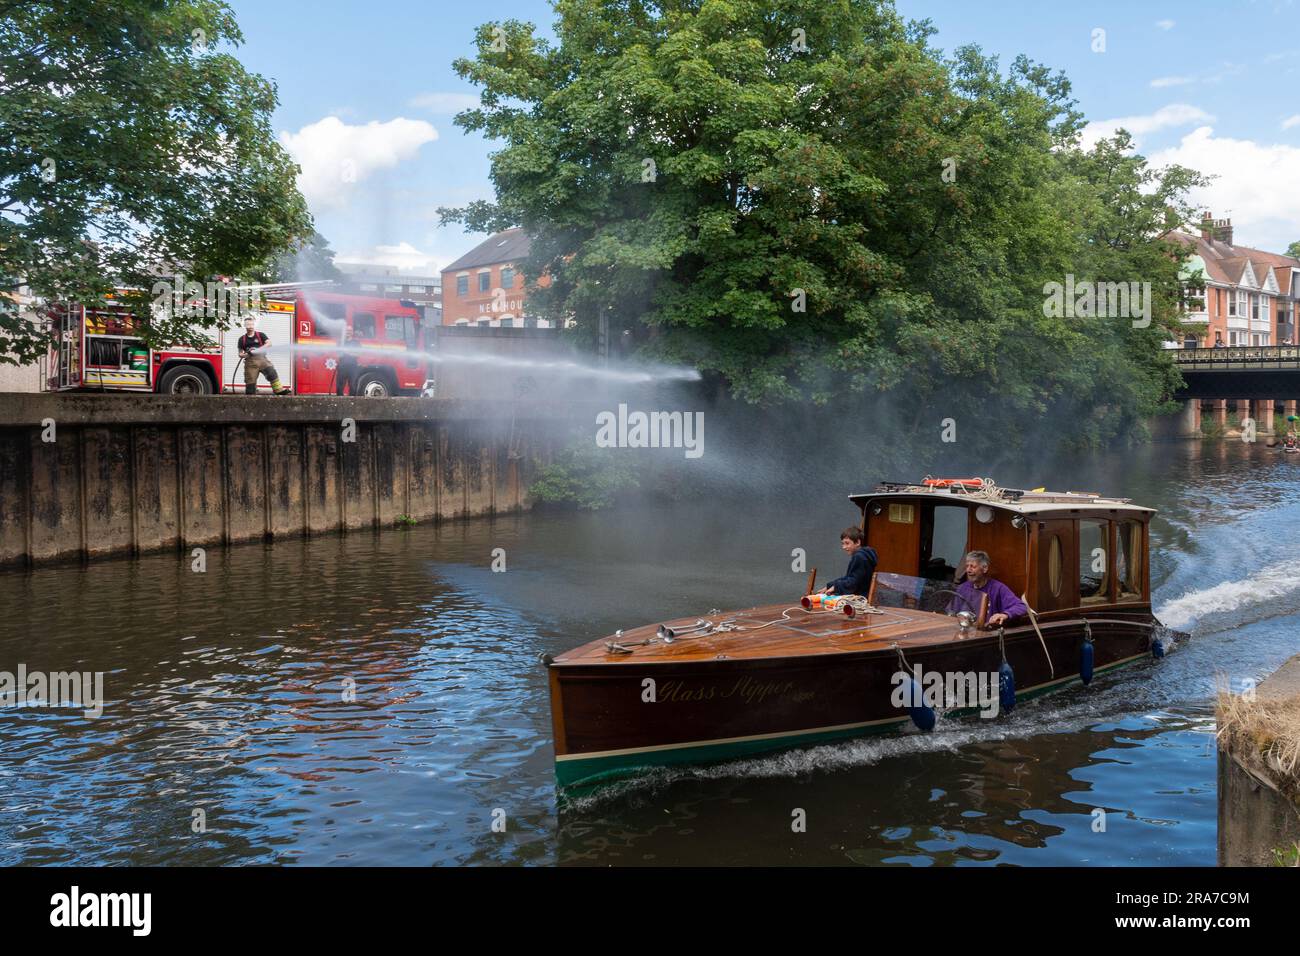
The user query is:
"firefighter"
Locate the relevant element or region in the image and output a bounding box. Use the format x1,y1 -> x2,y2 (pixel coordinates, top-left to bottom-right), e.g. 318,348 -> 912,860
237,317 -> 290,395
335,326 -> 360,396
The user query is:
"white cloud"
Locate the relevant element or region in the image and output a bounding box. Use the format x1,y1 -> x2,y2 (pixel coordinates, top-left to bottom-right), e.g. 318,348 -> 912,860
1284,114 -> 1300,129
1149,126 -> 1300,250
337,242 -> 445,274
409,92 -> 480,114
279,116 -> 438,210
1156,19 -> 1176,31
1079,103 -> 1214,150
1150,76 -> 1193,88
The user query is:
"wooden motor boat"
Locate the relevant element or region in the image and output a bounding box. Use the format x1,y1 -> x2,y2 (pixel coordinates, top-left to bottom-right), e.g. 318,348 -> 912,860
545,479 -> 1176,790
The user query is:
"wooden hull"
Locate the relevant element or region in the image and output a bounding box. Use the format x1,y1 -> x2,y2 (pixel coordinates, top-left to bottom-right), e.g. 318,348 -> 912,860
547,604 -> 1157,789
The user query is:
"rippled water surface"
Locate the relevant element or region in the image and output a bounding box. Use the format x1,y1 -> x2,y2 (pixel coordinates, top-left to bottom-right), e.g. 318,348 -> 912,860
0,440 -> 1296,865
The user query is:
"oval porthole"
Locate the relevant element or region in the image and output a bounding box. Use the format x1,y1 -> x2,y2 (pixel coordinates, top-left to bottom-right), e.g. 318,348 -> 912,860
1048,536 -> 1063,597
975,505 -> 994,524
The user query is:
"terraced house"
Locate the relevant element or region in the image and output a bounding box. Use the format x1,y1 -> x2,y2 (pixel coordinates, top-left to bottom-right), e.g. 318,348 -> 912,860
1174,214 -> 1300,348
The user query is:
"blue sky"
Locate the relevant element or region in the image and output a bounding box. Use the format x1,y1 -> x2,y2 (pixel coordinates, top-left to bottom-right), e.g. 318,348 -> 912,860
225,0 -> 1300,272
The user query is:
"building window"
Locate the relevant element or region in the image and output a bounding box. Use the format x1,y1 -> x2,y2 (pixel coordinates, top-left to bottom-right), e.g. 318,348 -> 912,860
408,285 -> 425,294
501,267 -> 515,288
1260,296 -> 1270,323
456,274 -> 469,296
359,283 -> 378,292
478,271 -> 491,293
1237,291 -> 1247,317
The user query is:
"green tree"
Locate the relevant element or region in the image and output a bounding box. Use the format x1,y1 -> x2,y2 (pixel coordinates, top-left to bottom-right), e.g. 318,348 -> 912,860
258,230 -> 343,283
444,0 -> 1206,451
1286,240 -> 1300,260
0,0 -> 311,362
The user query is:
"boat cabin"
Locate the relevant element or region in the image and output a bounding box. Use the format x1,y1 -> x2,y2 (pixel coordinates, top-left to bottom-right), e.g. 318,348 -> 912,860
850,479 -> 1152,621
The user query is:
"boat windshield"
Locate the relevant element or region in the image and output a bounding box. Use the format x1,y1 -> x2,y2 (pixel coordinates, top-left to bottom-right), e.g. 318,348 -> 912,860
871,572 -> 983,616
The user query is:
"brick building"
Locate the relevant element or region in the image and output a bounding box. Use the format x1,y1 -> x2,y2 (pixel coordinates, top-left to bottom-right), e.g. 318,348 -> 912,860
439,228 -> 551,327
1173,214 -> 1300,348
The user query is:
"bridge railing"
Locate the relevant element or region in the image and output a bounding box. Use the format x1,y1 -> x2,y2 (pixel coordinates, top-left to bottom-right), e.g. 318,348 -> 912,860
1174,346 -> 1300,366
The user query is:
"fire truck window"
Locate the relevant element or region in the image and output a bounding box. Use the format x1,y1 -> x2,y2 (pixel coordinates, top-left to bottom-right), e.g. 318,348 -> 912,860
1078,519 -> 1110,604
403,317 -> 419,350
1117,520 -> 1142,600
384,315 -> 404,340
313,301 -> 346,341
352,312 -> 376,339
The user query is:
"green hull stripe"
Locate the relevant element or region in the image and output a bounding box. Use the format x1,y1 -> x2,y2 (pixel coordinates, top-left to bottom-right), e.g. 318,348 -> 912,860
554,652 -> 1148,789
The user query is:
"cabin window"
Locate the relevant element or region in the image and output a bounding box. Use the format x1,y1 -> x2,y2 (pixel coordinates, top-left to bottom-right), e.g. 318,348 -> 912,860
1047,535 -> 1063,597
888,503 -> 914,524
352,312 -> 376,339
1116,520 -> 1142,601
1078,519 -> 1110,604
921,505 -> 967,583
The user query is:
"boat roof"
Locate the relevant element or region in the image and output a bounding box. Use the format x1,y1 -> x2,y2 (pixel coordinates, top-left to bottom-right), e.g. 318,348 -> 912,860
849,479 -> 1155,517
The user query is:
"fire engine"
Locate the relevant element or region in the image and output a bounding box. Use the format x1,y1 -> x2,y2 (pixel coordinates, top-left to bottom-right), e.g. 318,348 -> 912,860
44,287 -> 435,397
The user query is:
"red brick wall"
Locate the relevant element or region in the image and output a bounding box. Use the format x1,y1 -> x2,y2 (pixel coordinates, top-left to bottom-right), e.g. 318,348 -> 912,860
439,261 -> 529,326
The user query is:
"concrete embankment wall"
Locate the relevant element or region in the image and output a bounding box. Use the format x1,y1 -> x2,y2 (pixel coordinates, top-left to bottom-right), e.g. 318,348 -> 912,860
1218,653 -> 1300,866
0,394 -> 579,569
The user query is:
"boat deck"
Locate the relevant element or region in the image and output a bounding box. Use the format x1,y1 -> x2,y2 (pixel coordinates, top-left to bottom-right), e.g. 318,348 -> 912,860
552,602 -> 979,665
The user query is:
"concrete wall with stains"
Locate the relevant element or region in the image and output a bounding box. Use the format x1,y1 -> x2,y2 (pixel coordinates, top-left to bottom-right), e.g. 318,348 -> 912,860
0,394 -> 580,569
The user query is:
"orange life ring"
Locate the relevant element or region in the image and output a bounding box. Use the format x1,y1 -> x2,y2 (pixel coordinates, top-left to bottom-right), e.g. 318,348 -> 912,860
922,477 -> 983,489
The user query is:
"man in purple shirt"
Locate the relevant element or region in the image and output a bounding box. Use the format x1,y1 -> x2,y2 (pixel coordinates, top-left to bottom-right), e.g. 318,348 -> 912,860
951,550 -> 1028,627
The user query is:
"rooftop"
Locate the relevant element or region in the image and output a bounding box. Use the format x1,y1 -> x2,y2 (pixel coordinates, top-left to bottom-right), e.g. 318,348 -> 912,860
443,228 -> 532,273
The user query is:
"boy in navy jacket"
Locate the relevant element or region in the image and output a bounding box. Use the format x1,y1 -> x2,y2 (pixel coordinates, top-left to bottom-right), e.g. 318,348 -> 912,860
821,526 -> 877,597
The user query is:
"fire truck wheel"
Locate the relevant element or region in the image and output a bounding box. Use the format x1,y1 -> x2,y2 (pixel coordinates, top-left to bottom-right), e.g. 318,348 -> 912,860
159,365 -> 213,395
356,372 -> 393,398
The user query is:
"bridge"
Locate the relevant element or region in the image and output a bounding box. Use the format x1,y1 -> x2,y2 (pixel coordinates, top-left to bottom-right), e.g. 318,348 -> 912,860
1171,346 -> 1300,435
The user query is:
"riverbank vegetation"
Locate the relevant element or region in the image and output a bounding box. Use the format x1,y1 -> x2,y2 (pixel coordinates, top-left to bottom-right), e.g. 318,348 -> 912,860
1217,687 -> 1300,805
445,0 -> 1207,462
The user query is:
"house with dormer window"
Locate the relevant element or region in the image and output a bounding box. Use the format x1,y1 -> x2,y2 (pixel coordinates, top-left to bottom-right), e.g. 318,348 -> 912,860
1172,214 -> 1300,348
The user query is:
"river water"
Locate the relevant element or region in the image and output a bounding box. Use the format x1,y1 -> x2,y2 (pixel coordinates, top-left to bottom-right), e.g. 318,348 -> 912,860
1,439 -> 1297,865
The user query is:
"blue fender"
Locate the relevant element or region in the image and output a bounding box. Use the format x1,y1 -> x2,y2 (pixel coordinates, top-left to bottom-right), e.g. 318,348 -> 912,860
998,661 -> 1016,714
1080,639 -> 1095,685
904,676 -> 936,731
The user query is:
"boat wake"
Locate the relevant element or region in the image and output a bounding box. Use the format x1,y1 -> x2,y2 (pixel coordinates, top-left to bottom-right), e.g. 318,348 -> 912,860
1155,558 -> 1300,632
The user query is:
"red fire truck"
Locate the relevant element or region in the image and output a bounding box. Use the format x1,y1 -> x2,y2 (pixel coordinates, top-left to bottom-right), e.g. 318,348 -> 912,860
45,288 -> 434,397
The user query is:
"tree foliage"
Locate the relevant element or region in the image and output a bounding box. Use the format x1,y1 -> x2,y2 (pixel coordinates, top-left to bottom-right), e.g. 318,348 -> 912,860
444,0 -> 1207,449
0,0 -> 311,362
